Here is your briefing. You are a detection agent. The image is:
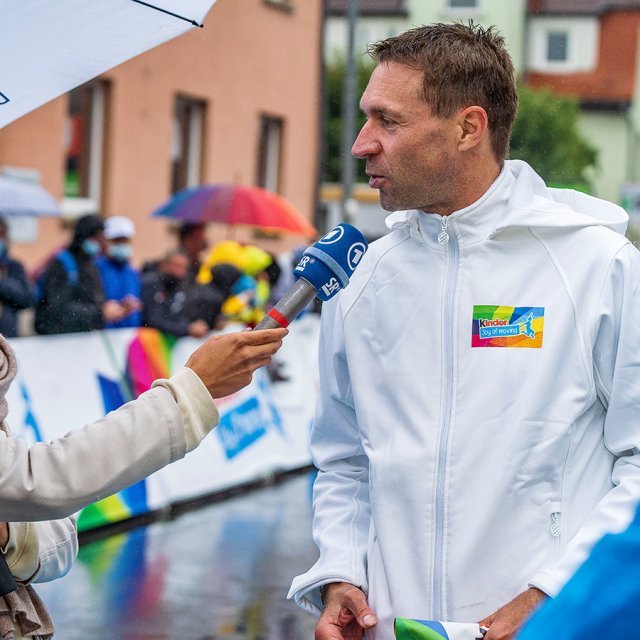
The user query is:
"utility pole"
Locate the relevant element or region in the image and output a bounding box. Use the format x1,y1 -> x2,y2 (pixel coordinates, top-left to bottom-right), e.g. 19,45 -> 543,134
341,0 -> 358,223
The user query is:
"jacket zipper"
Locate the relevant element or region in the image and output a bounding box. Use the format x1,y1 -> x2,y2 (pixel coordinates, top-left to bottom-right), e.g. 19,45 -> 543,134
433,215 -> 458,620
550,504 -> 561,553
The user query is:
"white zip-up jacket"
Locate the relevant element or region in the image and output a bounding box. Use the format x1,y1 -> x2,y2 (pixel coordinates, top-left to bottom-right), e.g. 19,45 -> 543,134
289,160 -> 640,639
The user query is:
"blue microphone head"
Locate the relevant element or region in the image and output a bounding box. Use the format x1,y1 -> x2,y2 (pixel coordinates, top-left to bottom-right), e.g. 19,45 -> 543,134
293,224 -> 368,301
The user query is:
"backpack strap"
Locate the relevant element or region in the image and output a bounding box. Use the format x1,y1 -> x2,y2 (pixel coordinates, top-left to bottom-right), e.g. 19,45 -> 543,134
56,250 -> 79,287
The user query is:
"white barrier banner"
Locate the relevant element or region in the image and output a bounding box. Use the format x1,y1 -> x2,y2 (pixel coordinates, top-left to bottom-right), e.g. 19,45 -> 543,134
5,316 -> 319,530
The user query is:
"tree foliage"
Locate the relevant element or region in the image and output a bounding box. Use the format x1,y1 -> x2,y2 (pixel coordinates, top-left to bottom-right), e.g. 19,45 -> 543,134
510,85 -> 598,189
323,56 -> 374,183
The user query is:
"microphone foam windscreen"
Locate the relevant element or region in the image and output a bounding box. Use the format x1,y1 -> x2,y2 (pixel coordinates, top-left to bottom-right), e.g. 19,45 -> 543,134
293,224 -> 368,301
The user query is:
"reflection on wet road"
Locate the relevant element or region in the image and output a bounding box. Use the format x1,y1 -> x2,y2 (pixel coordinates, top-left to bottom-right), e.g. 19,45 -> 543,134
37,472 -> 319,639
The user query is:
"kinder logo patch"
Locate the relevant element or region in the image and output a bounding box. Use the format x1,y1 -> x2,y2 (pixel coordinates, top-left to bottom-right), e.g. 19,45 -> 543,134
472,305 -> 544,348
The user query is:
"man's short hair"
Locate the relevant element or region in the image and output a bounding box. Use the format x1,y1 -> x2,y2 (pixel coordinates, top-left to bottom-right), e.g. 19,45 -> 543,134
367,22 -> 518,163
162,248 -> 189,263
178,222 -> 206,242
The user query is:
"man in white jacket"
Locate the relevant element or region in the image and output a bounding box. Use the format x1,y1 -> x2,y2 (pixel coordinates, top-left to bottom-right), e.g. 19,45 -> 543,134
289,22 -> 640,640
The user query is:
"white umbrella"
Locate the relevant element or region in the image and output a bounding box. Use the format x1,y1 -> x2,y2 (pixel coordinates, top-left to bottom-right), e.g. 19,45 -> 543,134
0,175 -> 61,217
0,0 -> 218,128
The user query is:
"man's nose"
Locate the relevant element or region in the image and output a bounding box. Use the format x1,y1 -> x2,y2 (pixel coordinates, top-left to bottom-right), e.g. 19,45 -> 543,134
351,122 -> 379,158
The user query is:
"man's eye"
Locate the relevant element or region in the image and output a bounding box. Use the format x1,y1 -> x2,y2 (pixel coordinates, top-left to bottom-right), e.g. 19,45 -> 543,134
381,117 -> 394,127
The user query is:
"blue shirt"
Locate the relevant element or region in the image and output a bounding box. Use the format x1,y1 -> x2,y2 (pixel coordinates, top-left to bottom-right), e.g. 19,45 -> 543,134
95,255 -> 142,328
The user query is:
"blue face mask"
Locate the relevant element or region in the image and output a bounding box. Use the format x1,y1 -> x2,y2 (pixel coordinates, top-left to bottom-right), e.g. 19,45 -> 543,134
107,243 -> 132,263
0,240 -> 7,258
82,239 -> 101,257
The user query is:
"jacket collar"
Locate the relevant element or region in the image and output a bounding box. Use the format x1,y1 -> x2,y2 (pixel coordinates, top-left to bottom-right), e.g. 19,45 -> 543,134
385,163 -> 513,249
384,160 -> 628,249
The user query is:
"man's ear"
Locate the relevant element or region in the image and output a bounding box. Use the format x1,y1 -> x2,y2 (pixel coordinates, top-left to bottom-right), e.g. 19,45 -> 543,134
456,106 -> 489,151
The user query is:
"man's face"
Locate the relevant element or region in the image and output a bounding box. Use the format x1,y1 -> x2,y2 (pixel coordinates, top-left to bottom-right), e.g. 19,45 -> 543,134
183,227 -> 208,258
165,254 -> 189,280
352,61 -> 460,213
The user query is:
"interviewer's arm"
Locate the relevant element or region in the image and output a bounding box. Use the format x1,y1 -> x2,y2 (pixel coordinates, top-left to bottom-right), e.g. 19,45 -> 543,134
0,328 -> 286,522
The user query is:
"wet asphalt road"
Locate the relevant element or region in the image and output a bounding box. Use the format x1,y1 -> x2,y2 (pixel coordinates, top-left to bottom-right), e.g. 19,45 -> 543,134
36,471 -> 319,639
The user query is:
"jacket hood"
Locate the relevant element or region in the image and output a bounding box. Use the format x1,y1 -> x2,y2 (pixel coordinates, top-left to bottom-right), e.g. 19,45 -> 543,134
385,160 -> 628,239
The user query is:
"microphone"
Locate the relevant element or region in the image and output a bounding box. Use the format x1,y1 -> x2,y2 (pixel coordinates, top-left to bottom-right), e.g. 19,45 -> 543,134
255,223 -> 368,329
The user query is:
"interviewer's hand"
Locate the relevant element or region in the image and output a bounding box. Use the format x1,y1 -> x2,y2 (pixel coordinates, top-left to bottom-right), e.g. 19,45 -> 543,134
479,587 -> 546,640
186,328 -> 287,398
316,582 -> 377,640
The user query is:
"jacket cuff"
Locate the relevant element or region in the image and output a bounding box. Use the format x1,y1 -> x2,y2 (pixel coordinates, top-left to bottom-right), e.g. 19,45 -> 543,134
3,522 -> 40,582
288,570 -> 368,617
528,569 -> 565,598
152,367 -> 219,452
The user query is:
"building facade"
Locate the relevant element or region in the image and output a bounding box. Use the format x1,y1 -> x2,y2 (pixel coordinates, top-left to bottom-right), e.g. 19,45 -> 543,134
525,0 -> 640,203
324,0 -> 409,62
0,0 -> 323,269
409,0 -> 528,71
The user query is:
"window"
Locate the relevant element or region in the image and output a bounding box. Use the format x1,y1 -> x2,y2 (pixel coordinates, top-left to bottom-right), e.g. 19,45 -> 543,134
447,0 -> 478,8
171,96 -> 206,193
547,31 -> 568,62
64,81 -> 109,204
263,0 -> 293,12
257,115 -> 284,192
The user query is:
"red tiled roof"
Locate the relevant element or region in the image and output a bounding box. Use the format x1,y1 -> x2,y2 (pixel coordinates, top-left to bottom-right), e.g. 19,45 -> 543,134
529,0 -> 640,15
326,0 -> 407,16
526,10 -> 640,103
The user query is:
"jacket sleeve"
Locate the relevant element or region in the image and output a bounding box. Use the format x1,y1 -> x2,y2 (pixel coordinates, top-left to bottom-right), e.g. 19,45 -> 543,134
1,517 -> 77,584
0,367 -> 218,522
0,261 -> 35,310
530,242 -> 640,595
31,517 -> 78,583
288,296 -> 371,616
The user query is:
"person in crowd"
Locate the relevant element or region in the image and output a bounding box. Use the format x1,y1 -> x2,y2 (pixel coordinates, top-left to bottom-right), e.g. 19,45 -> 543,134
96,215 -> 142,329
0,217 -> 35,337
141,249 -> 209,338
181,263 -> 240,334
263,251 -> 282,309
178,222 -> 208,284
0,339 -> 76,639
196,239 -> 245,285
289,22 -> 640,640
197,241 -> 273,327
34,215 -> 121,335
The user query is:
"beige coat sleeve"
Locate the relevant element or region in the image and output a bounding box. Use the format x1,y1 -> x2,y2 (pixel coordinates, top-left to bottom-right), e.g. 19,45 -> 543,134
0,367 -> 218,522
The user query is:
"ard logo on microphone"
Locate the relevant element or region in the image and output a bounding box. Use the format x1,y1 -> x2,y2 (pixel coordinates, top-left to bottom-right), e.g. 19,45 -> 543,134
347,243 -> 366,271
319,227 -> 345,244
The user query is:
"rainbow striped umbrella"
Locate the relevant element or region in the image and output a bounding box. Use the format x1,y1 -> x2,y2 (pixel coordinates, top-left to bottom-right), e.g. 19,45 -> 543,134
150,183 -> 316,238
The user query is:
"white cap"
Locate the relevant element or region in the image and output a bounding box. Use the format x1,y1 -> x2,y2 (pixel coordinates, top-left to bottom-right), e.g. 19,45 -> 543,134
104,215 -> 135,240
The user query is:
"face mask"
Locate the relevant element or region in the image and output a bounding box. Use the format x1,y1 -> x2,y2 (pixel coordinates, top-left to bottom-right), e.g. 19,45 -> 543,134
108,243 -> 132,262
82,239 -> 101,257
0,240 -> 7,258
